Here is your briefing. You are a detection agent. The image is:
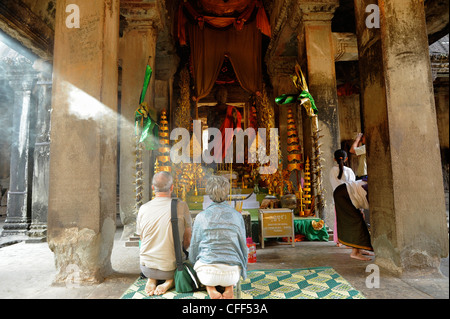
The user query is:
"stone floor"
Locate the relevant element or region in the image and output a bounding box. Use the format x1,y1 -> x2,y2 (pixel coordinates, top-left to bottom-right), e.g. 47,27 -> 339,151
0,223 -> 448,299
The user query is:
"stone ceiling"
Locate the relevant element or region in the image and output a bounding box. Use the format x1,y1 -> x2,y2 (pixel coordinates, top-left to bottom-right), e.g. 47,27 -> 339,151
0,0 -> 448,64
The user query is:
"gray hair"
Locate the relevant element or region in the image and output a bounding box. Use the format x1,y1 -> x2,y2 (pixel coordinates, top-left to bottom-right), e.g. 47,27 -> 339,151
206,175 -> 230,203
152,171 -> 173,193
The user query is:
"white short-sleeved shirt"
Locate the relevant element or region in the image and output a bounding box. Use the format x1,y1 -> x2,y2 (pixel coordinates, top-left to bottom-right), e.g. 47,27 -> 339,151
354,145 -> 367,177
136,197 -> 192,271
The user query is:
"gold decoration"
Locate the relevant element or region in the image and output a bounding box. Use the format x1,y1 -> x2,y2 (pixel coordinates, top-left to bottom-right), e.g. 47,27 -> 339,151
312,219 -> 324,230
154,158 -> 160,174
260,137 -> 294,196
157,109 -> 171,172
152,159 -> 160,199
286,107 -> 302,172
260,164 -> 294,197
286,107 -> 303,204
176,163 -> 206,197
256,84 -> 275,147
300,157 -> 313,217
291,63 -> 325,216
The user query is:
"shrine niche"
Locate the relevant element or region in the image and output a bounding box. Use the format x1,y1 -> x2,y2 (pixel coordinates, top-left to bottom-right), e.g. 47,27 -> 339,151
177,0 -> 270,100
155,0 -> 324,221
169,0 -> 273,202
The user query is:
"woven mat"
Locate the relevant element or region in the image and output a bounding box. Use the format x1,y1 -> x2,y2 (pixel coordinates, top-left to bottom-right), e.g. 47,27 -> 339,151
120,267 -> 365,299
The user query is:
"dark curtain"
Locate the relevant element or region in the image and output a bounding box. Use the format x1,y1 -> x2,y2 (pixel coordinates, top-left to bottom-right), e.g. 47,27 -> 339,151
188,19 -> 262,101
228,21 -> 262,94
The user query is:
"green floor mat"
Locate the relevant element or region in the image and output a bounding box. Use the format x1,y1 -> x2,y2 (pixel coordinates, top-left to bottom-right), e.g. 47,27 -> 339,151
120,267 -> 365,299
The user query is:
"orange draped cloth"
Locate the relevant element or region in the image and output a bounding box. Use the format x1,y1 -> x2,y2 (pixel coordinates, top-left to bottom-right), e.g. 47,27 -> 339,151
178,0 -> 271,46
198,0 -> 253,16
215,105 -> 242,162
177,0 -> 269,99
178,0 -> 270,160
187,19 -> 263,100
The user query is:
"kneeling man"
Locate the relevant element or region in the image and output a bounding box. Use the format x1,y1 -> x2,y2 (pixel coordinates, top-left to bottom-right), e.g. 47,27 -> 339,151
136,171 -> 192,295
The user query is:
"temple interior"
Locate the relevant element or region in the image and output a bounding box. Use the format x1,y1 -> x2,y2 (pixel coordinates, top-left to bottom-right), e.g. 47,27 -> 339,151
0,0 -> 449,289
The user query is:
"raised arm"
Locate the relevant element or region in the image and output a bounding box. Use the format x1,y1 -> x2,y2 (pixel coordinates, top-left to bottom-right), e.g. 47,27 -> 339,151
350,133 -> 363,154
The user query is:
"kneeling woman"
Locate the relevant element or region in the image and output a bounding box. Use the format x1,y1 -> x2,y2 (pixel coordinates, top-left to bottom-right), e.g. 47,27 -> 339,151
189,175 -> 248,299
333,180 -> 374,261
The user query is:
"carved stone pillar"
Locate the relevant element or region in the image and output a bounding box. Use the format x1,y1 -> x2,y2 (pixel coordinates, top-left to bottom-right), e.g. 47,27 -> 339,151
1,58 -> 37,238
267,57 -> 300,171
0,66 -> 14,213
299,0 -> 340,223
119,1 -> 163,241
27,60 -> 52,243
47,0 -> 119,283
355,0 -> 448,275
118,27 -> 157,240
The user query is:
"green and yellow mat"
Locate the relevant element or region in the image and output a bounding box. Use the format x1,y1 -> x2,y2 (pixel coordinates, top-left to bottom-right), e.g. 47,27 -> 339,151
120,267 -> 365,299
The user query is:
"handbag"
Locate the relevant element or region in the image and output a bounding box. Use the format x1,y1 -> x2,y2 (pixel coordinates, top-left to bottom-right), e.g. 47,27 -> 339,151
171,198 -> 203,293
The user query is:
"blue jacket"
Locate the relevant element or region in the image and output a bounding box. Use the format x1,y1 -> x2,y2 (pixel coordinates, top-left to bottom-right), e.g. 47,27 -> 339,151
189,201 -> 248,279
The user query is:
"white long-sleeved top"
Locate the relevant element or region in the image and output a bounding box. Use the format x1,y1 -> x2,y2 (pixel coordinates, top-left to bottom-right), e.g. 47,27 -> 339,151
329,165 -> 356,192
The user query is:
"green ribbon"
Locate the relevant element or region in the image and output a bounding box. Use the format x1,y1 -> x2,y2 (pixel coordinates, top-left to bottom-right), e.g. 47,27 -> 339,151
275,94 -> 297,105
135,64 -> 159,150
274,63 -> 318,117
275,91 -> 318,116
298,90 -> 318,115
140,117 -> 159,150
135,104 -> 159,151
140,65 -> 152,105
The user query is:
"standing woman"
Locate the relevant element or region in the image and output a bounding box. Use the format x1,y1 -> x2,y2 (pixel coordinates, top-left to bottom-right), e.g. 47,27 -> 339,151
189,175 -> 248,299
333,179 -> 374,261
329,149 -> 355,246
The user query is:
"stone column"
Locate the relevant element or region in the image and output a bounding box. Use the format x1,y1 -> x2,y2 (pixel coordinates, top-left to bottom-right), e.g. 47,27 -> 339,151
434,82 -> 449,151
299,0 -> 340,223
47,0 -> 119,283
0,66 -> 14,214
27,60 -> 52,243
1,59 -> 37,238
118,26 -> 157,240
434,82 -> 449,191
355,0 -> 449,275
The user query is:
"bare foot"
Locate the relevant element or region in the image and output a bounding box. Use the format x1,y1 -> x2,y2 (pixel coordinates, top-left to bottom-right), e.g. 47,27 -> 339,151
206,286 -> 223,299
350,254 -> 371,261
350,248 -> 372,261
362,250 -> 374,256
145,278 -> 157,296
154,279 -> 174,295
222,286 -> 234,299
